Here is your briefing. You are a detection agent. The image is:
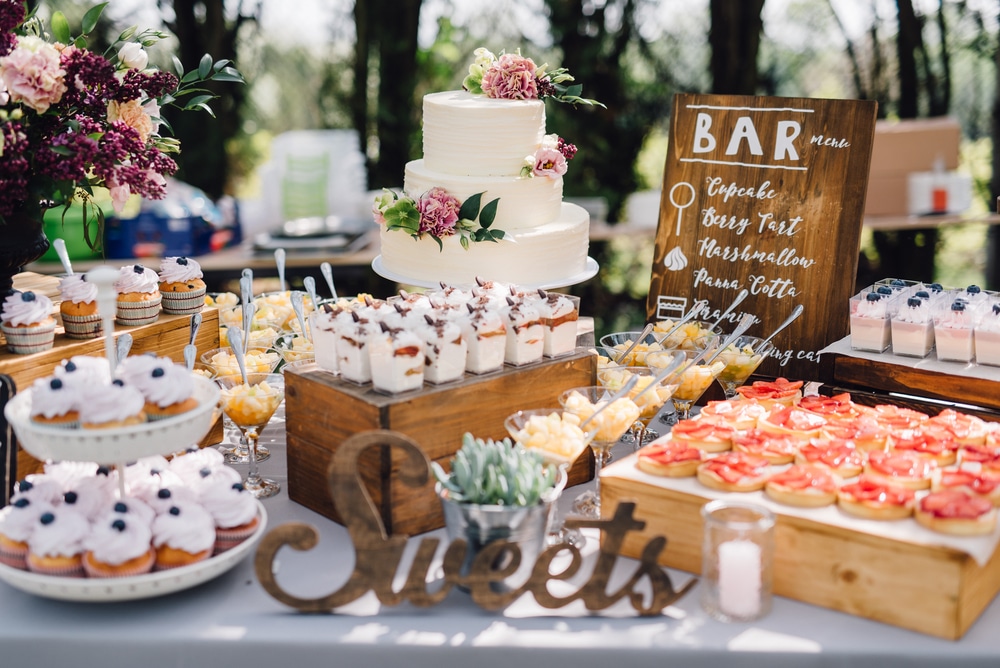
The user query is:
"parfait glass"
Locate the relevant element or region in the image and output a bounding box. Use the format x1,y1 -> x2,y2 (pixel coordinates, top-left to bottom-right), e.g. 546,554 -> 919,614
597,362 -> 680,447
202,347 -> 281,463
504,408 -> 595,546
714,335 -> 774,399
598,330 -> 664,367
652,348 -> 725,422
652,320 -> 722,352
558,387 -> 640,519
216,372 -> 285,499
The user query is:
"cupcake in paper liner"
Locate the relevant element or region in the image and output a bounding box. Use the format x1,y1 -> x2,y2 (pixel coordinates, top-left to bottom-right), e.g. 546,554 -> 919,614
158,256 -> 206,315
0,498 -> 54,570
82,515 -> 156,578
151,501 -> 216,570
114,264 -> 162,326
1,290 -> 56,354
25,506 -> 90,578
58,273 -> 102,339
196,473 -> 260,553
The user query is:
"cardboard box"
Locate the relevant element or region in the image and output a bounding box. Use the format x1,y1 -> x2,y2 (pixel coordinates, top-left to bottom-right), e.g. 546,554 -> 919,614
865,117 -> 961,217
601,458 -> 1000,640
284,352 -> 597,535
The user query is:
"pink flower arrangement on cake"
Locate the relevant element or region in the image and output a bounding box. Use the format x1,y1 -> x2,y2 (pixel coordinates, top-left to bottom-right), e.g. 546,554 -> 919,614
373,188 -> 504,250
463,47 -> 603,107
522,134 -> 577,179
0,0 -> 242,236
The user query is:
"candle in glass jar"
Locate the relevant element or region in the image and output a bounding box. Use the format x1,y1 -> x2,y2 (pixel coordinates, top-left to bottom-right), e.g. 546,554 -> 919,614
717,539 -> 762,618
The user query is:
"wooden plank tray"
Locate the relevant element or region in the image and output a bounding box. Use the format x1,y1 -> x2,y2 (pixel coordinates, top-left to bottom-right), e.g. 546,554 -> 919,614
601,456 -> 1000,640
284,351 -> 597,535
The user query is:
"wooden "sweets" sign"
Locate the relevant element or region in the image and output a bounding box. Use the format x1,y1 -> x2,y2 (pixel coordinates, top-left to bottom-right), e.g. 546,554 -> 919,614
646,94 -> 877,381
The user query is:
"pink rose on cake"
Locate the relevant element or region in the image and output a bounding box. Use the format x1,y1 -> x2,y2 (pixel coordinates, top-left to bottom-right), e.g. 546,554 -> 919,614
531,147 -> 567,178
417,188 -> 461,237
481,52 -> 538,100
463,47 -> 604,108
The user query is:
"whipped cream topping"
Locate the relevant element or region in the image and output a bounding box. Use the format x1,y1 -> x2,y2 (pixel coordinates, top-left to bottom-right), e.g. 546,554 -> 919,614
27,506 -> 90,558
168,447 -> 226,485
131,484 -> 197,516
977,307 -> 1000,334
54,355 -> 112,386
894,297 -> 932,325
122,357 -> 194,408
79,381 -> 146,425
44,461 -> 102,488
463,306 -> 506,337
117,353 -> 163,386
197,476 -> 258,529
1,290 -> 53,326
13,475 -> 65,506
114,264 -> 160,295
98,496 -> 156,526
62,475 -> 118,521
0,498 -> 55,542
151,501 -> 216,554
501,300 -> 542,331
84,515 -> 153,565
158,256 -> 203,284
853,294 -> 888,319
29,376 -> 82,418
58,273 -> 98,304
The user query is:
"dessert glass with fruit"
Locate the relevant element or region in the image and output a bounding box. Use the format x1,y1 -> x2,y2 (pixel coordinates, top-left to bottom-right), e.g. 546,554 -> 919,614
202,348 -> 281,463
504,408 -> 595,544
558,387 -> 641,519
597,359 -> 680,446
598,330 -> 665,367
651,349 -> 725,422
216,373 -> 285,499
714,336 -> 774,399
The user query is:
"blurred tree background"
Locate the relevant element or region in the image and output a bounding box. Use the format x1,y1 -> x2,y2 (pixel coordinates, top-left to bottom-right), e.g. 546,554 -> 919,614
32,0 -> 1000,330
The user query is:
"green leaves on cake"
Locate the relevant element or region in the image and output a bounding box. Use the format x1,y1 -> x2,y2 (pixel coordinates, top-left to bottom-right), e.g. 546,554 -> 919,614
463,47 -> 604,108
373,188 -> 504,251
432,433 -> 558,507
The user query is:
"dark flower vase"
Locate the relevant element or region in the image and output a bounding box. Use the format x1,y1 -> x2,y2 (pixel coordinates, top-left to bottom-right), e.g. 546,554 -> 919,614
0,211 -> 50,296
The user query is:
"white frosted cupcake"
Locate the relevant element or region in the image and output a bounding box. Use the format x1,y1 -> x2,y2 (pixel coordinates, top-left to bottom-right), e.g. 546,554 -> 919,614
1,290 -> 56,354
97,496 -> 156,527
168,446 -> 227,485
25,506 -> 90,577
61,474 -> 119,522
151,501 -> 216,570
58,273 -> 102,339
114,264 -> 162,326
29,376 -> 82,428
120,355 -> 198,420
54,355 -> 112,388
158,257 -> 206,315
11,475 -> 65,506
0,498 -> 53,570
79,380 -> 147,429
197,476 -> 260,553
83,514 -> 156,578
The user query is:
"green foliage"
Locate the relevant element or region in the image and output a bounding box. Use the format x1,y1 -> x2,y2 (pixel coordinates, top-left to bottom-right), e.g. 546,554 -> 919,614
433,433 -> 558,507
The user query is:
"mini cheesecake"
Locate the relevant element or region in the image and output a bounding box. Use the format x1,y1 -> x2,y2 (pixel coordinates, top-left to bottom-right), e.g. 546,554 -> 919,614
669,418 -> 735,453
795,438 -> 865,478
696,399 -> 769,431
732,428 -> 798,465
926,409 -> 989,447
733,377 -> 803,408
865,449 -> 935,491
838,476 -> 916,521
932,468 -> 1000,507
889,429 -> 958,467
696,452 -> 771,493
636,441 -> 703,478
765,464 -> 840,508
757,405 -> 827,442
915,490 -> 997,536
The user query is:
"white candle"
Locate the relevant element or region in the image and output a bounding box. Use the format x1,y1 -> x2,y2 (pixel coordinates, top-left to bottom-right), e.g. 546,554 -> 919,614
717,539 -> 762,618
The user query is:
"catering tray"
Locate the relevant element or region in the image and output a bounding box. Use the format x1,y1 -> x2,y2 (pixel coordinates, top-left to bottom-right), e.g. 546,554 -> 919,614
0,502 -> 266,602
601,451 -> 1000,640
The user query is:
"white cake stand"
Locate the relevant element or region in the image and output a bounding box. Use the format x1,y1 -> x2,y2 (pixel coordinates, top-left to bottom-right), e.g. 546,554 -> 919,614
371,256 -> 600,290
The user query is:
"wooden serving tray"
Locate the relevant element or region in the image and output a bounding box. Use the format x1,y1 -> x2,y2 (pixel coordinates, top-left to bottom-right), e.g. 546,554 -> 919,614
601,456 -> 1000,640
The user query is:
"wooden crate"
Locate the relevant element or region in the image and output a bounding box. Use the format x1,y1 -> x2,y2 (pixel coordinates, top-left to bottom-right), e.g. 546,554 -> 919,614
0,275 -> 222,479
601,461 -> 1000,640
285,351 -> 597,535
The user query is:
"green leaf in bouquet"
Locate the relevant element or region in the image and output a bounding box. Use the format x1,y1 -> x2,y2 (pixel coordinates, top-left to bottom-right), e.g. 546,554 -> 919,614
198,53 -> 214,80
172,55 -> 185,77
117,26 -> 137,42
458,192 -> 483,222
480,198 -> 499,228
81,3 -> 108,35
50,12 -> 71,45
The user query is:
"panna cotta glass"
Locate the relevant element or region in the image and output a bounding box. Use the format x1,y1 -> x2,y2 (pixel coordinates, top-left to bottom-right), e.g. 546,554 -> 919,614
850,291 -> 893,353
935,299 -> 976,363
891,295 -> 935,358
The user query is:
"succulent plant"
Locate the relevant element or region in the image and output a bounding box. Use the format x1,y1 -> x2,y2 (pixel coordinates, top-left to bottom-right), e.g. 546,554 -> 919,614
433,433 -> 558,507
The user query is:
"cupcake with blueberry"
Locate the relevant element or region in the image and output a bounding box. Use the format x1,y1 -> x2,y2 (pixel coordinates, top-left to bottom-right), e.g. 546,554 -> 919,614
120,356 -> 199,421
0,498 -> 53,570
99,497 -> 156,527
11,476 -> 66,506
79,379 -> 147,429
158,256 -> 206,315
151,501 -> 216,570
1,290 -> 56,354
29,376 -> 81,429
58,273 -> 102,339
62,474 -> 120,522
114,264 -> 162,326
82,515 -> 156,578
25,506 -> 90,577
196,475 -> 260,553
54,355 -> 112,388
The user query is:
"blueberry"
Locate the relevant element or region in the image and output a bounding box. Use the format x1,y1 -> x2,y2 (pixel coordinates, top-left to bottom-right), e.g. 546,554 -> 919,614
876,286 -> 893,295
114,502 -> 128,513
13,498 -> 29,508
112,379 -> 124,387
169,506 -> 181,516
150,468 -> 161,476
96,466 -> 111,476
930,283 -> 943,292
199,468 -> 211,478
49,378 -> 63,390
907,297 -> 922,308
952,301 -> 966,312
152,367 -> 165,378
232,483 -> 245,492
865,292 -> 881,302
111,519 -> 126,532
994,304 -> 1000,316
19,481 -> 33,492
65,361 -> 77,372
890,279 -> 906,287
157,489 -> 172,499
39,512 -> 54,525
21,291 -> 35,302
915,291 -> 930,299
64,491 -> 78,504
133,264 -> 144,274
967,285 -> 982,294
177,257 -> 188,266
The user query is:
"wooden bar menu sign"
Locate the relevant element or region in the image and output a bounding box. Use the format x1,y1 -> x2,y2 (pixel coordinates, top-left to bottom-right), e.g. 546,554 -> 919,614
646,94 -> 877,381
